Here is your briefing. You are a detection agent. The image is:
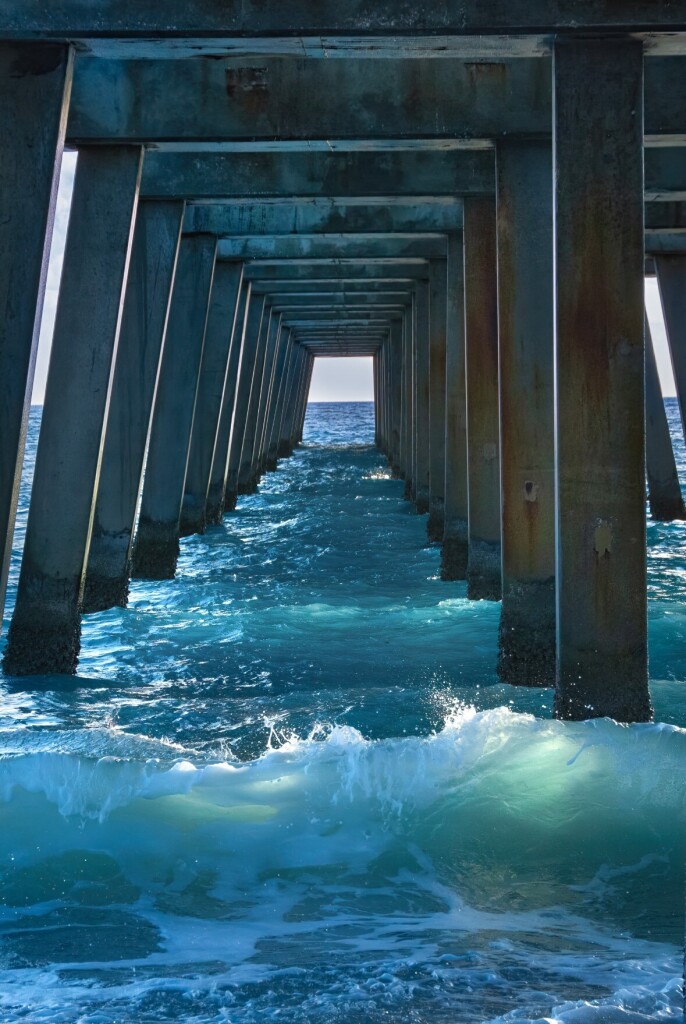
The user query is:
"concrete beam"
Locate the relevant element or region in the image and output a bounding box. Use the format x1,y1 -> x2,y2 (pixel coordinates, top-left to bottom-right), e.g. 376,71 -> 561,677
140,150 -> 494,199
216,234 -> 448,259
140,147 -> 686,201
3,5 -> 686,54
185,200 -> 463,235
68,56 -> 686,146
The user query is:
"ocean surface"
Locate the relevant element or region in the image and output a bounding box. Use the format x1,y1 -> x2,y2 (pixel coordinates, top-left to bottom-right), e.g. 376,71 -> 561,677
0,400 -> 684,1023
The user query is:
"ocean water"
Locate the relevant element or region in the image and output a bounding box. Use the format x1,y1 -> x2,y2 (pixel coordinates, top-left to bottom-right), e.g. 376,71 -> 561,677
0,400 -> 684,1023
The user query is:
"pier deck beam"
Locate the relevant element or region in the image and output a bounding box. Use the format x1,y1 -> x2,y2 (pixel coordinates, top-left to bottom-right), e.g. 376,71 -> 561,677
132,233 -> 216,579
553,38 -> 651,722
496,140 -> 555,687
3,145 -> 142,675
441,233 -> 468,580
181,261 -> 243,536
464,198 -> 502,601
83,199 -> 184,612
0,43 -> 73,627
427,260 -> 448,542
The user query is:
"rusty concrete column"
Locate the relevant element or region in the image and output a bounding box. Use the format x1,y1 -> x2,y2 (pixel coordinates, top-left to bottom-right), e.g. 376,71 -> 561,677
180,261 -> 243,537
83,200 -> 184,613
238,304 -> 272,493
3,146 -> 143,675
0,43 -> 73,628
496,141 -> 555,687
554,38 -> 651,721
464,199 -> 501,601
224,292 -> 265,508
206,279 -> 250,523
414,280 -> 431,514
655,255 -> 686,437
132,234 -> 216,580
428,259 -> 448,540
442,233 -> 468,580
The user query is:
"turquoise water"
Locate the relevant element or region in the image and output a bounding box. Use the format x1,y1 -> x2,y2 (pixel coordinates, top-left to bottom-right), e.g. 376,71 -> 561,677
0,401 -> 684,1022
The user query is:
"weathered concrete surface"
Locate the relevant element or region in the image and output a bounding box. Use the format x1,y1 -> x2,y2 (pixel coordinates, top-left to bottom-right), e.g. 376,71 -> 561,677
238,305 -> 272,493
224,293 -> 265,507
496,141 -> 555,687
0,42 -> 73,630
66,54 -> 686,147
645,317 -> 685,521
441,233 -> 468,580
251,311 -> 282,480
388,320 -> 404,473
263,329 -> 291,469
463,198 -> 502,601
141,150 -> 494,200
132,234 -> 216,580
3,146 -> 142,675
83,200 -> 184,613
553,39 -> 651,722
276,342 -> 304,458
206,279 -> 249,523
185,201 -> 463,236
655,255 -> 686,437
181,261 -> 244,537
427,260 -> 447,542
414,281 -> 431,514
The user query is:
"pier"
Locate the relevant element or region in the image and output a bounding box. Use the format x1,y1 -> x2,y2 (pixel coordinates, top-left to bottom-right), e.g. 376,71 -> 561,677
3,6 -> 686,723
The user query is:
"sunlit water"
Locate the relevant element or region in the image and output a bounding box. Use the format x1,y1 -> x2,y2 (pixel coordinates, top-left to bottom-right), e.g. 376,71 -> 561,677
0,401 -> 684,1023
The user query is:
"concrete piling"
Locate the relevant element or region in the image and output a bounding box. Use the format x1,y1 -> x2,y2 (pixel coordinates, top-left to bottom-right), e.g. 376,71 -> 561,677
645,317 -> 685,521
181,261 -> 244,537
206,278 -> 250,523
427,260 -> 448,542
132,233 -> 216,580
3,146 -> 143,675
83,199 -> 185,612
225,293 -> 265,508
0,42 -> 73,628
553,38 -> 651,722
463,199 -> 502,601
496,141 -> 556,688
441,233 -> 468,581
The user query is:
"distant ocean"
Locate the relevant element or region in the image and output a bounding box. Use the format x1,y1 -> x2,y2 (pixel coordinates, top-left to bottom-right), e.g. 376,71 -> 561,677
0,400 -> 683,1022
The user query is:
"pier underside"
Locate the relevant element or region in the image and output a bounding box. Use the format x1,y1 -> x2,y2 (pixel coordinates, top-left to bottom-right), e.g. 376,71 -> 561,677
3,6 -> 686,720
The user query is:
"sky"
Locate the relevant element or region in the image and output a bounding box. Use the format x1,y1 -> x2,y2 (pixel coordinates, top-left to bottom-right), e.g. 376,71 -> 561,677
31,151 -> 676,406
